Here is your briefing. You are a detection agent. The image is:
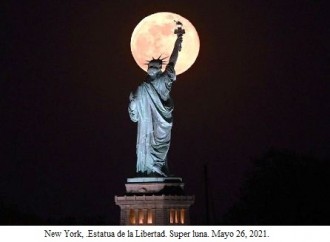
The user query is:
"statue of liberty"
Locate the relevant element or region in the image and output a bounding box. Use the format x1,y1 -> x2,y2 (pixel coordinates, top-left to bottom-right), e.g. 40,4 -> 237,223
128,30 -> 183,177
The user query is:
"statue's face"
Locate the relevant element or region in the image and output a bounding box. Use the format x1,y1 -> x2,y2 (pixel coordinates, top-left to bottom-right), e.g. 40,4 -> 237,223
147,62 -> 161,77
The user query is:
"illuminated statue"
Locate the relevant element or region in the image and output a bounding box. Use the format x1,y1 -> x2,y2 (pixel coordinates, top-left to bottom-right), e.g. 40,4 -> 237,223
129,25 -> 184,177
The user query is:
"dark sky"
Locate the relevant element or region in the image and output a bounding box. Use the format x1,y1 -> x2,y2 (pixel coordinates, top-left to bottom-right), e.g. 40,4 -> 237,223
2,1 -> 329,224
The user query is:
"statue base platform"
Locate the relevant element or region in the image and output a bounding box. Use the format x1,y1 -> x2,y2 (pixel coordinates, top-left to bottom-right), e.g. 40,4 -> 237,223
126,177 -> 184,195
127,177 -> 182,183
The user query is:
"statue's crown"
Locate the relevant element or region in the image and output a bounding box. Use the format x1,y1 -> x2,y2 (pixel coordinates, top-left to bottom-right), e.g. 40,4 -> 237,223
145,55 -> 167,68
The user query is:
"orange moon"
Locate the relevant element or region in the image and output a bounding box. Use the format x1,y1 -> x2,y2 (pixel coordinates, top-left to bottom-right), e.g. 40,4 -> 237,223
130,12 -> 200,75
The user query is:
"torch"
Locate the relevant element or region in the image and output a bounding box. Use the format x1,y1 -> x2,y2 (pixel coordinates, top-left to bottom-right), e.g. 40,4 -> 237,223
174,20 -> 185,52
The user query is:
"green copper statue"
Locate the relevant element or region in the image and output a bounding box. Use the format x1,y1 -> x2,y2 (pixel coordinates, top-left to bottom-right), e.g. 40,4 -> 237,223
129,23 -> 184,177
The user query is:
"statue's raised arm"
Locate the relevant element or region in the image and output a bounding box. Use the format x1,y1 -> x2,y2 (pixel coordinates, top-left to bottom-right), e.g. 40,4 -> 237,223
168,35 -> 183,68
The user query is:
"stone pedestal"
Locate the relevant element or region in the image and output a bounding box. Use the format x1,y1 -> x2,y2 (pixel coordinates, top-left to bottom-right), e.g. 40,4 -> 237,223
115,177 -> 194,225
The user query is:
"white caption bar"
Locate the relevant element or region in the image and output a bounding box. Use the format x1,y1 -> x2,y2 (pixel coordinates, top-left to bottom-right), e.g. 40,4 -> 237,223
1,226 -> 329,242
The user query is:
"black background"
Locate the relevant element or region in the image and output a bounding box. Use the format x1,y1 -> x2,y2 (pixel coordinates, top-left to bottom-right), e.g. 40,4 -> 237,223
2,1 -> 329,224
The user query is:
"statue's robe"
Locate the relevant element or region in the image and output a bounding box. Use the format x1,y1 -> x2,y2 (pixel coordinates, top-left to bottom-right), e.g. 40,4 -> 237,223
129,64 -> 176,176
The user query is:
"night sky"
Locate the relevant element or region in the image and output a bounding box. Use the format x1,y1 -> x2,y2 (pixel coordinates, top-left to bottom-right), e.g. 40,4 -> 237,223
2,1 -> 329,224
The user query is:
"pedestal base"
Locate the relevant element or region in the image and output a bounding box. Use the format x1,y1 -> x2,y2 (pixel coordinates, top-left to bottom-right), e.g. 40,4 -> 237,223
115,177 -> 194,225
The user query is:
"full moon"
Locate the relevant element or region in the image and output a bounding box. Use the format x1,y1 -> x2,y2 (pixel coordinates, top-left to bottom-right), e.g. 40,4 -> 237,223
130,12 -> 200,75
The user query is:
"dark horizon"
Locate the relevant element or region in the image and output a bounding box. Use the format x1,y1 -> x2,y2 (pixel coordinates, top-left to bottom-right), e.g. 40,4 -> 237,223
2,1 -> 329,225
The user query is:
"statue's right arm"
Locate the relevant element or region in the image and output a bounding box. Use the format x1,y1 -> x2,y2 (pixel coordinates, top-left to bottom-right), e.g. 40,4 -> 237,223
164,35 -> 182,84
128,92 -> 139,122
168,35 -> 183,67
